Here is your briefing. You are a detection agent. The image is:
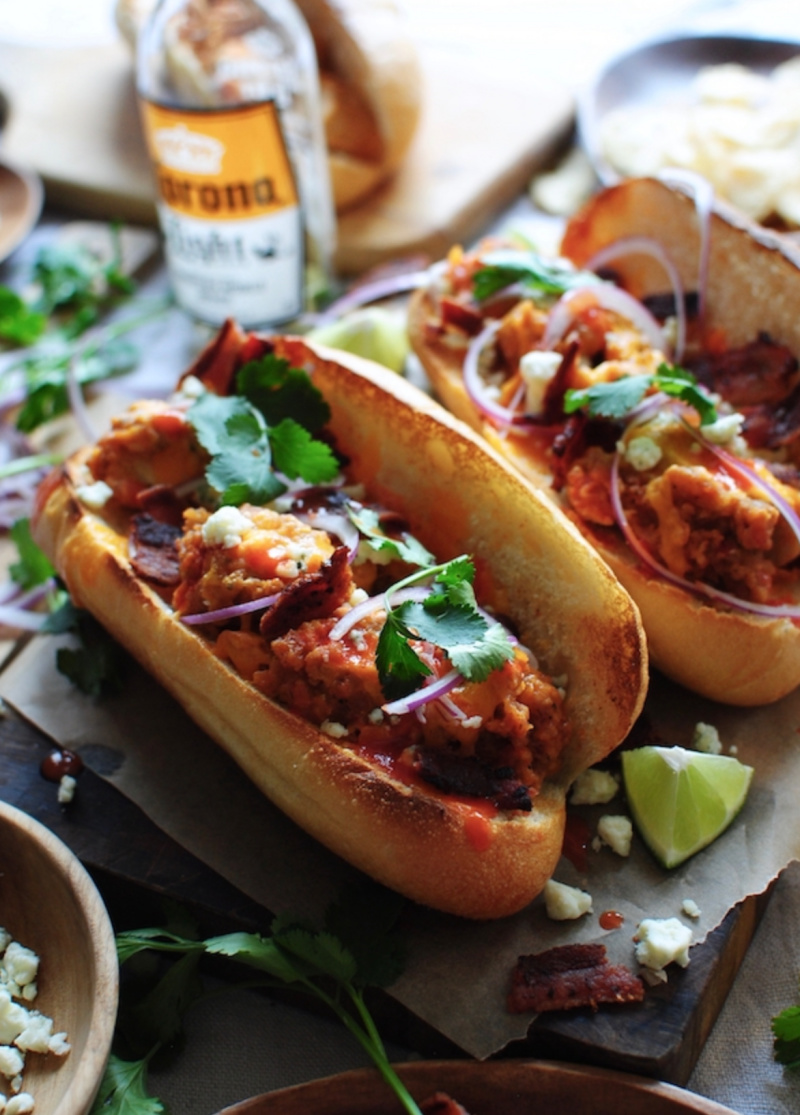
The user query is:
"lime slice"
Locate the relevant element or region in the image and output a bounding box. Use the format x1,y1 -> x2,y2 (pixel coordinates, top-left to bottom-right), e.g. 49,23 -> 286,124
308,307 -> 409,373
621,745 -> 753,869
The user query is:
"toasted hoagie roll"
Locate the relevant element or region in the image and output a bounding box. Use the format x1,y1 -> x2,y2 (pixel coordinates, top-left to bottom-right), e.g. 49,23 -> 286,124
32,325 -> 646,919
408,175 -> 800,707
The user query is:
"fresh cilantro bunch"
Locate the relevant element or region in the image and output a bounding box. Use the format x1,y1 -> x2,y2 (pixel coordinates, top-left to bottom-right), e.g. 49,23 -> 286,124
563,362 -> 718,426
93,884 -> 421,1115
376,556 -> 516,701
188,353 -> 340,505
0,229 -> 170,433
471,249 -> 601,303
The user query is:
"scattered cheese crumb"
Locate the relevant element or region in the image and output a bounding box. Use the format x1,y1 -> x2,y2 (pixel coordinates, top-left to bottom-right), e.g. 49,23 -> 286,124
201,506 -> 253,548
692,722 -> 723,755
635,917 -> 693,971
519,350 -> 563,415
320,720 -> 348,739
6,1094 -> 35,1115
75,480 -> 114,510
57,776 -> 77,805
682,898 -> 702,919
596,815 -> 633,857
543,879 -> 593,921
623,435 -> 662,472
570,768 -> 619,805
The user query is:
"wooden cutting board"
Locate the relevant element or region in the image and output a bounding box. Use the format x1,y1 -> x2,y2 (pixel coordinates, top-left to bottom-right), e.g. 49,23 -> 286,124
0,38 -> 574,275
0,707 -> 770,1086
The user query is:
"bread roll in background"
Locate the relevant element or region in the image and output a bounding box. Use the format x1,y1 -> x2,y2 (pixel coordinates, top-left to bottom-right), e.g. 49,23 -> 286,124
115,0 -> 423,212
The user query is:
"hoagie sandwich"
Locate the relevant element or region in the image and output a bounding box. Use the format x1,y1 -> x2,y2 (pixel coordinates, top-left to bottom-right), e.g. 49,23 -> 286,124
32,324 -> 646,919
408,175 -> 800,707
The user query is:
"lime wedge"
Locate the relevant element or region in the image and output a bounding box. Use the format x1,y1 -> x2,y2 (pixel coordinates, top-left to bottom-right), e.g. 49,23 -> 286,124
308,307 -> 409,373
621,745 -> 753,869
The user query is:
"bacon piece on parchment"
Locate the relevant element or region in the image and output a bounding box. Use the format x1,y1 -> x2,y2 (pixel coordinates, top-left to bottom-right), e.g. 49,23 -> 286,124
507,942 -> 644,1013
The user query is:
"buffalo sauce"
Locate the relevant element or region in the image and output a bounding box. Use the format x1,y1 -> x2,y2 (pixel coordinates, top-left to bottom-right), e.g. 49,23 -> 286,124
349,735 -> 499,851
599,909 -> 625,930
561,813 -> 592,873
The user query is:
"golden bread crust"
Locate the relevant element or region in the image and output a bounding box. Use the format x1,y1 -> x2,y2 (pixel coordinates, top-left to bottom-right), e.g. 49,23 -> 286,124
32,338 -> 646,918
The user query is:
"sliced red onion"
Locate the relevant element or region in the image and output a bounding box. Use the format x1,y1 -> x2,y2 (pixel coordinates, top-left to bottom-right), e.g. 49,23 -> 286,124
382,668 -> 462,716
463,319 -> 532,429
0,606 -> 50,631
584,236 -> 686,362
610,450 -> 800,619
292,509 -> 360,563
542,283 -> 668,355
181,593 -> 281,626
329,585 -> 429,642
307,270 -> 431,326
686,418 -> 800,553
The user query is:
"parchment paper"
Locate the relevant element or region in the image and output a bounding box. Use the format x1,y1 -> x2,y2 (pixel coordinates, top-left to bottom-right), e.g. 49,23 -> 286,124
1,634 -> 799,1059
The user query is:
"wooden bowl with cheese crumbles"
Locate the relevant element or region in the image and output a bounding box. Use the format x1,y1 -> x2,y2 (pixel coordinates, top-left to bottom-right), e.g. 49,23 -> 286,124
0,801 -> 118,1115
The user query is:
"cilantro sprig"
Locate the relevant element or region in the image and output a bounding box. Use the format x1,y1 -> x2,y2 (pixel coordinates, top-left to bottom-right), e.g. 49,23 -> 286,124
93,884 -> 420,1115
773,977 -> 800,1069
563,362 -> 718,426
472,249 -> 601,303
376,556 -> 515,701
188,353 -> 339,505
345,504 -> 436,568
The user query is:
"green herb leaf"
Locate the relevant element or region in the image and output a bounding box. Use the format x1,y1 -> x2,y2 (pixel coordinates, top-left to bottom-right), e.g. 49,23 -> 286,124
268,417 -> 339,484
8,518 -> 55,590
44,598 -> 127,698
773,1004 -> 800,1068
375,557 -> 515,699
0,287 -> 46,346
90,1054 -> 165,1115
472,250 -> 601,303
324,880 -> 407,989
188,392 -> 286,505
237,353 -> 331,433
564,376 -> 651,419
564,363 -> 718,426
204,932 -> 306,984
345,504 -> 435,569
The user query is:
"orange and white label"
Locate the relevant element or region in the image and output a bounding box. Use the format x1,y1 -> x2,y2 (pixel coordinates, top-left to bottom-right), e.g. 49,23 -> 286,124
139,99 -> 304,327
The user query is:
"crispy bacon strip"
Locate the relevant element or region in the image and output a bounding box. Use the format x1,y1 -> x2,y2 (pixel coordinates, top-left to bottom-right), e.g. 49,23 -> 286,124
507,942 -> 644,1013
259,546 -> 352,642
129,514 -> 182,585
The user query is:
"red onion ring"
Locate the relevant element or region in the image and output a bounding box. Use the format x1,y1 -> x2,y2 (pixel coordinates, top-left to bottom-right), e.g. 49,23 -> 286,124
181,593 -> 281,626
463,320 -> 533,429
308,270 -> 431,326
610,440 -> 800,619
542,284 -> 668,355
328,585 -> 429,642
584,236 -> 686,362
382,668 -> 462,716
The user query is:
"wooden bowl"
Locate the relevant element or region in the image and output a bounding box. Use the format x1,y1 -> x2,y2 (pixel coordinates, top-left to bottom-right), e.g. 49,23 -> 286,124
220,1060 -> 741,1115
0,801 -> 118,1115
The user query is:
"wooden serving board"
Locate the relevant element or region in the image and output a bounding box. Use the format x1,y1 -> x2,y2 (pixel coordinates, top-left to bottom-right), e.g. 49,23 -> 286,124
0,37 -> 574,275
0,706 -> 770,1086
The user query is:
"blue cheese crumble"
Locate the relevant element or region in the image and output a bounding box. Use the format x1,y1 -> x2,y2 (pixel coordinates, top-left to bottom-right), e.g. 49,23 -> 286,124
0,931 -> 70,1109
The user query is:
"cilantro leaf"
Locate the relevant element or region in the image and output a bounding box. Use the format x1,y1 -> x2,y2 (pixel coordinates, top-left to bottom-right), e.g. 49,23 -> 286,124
8,518 -> 55,589
564,376 -> 651,419
564,363 -> 718,426
188,392 -> 286,505
90,1054 -> 165,1115
268,417 -> 339,483
472,250 -> 601,303
375,609 -> 433,700
773,1004 -> 800,1068
346,504 -> 435,569
44,598 -> 127,698
237,353 -> 331,433
205,931 -> 306,983
323,880 -> 407,989
375,557 -> 515,699
0,287 -> 46,346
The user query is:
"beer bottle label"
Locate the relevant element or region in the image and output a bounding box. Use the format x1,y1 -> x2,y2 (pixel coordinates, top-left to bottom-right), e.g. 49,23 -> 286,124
140,100 -> 304,327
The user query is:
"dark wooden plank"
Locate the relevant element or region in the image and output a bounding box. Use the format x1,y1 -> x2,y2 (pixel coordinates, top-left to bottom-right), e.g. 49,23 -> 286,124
0,709 -> 768,1084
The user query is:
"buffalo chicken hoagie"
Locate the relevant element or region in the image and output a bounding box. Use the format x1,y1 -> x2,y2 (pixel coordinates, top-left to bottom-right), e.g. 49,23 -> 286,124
32,324 -> 646,919
408,175 -> 800,707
